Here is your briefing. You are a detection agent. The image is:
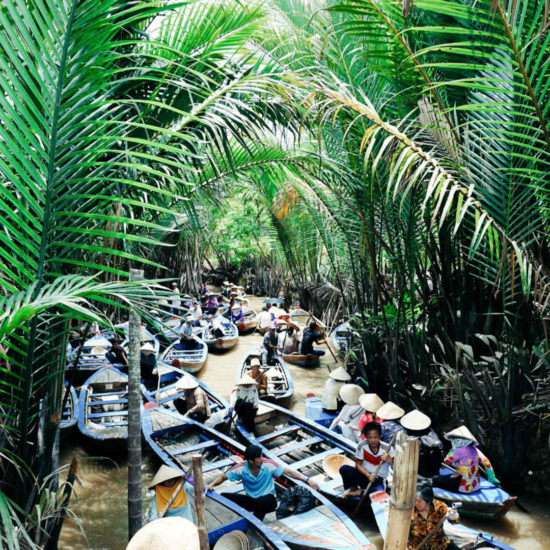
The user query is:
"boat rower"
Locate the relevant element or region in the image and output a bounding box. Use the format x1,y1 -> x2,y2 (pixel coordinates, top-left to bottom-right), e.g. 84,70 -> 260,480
148,465 -> 194,523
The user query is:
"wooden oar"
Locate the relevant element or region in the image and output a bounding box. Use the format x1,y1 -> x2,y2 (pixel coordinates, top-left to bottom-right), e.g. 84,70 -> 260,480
413,504 -> 459,550
158,477 -> 186,519
352,430 -> 400,516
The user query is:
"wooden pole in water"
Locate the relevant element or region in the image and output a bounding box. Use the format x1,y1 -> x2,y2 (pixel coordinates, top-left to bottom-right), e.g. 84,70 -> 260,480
193,455 -> 209,550
383,431 -> 419,550
128,268 -> 144,540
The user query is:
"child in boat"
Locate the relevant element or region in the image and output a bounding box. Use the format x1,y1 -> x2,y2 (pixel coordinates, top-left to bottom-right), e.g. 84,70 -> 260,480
206,445 -> 319,521
340,421 -> 394,497
354,393 -> 385,439
432,425 -> 499,493
248,358 -> 268,395
321,366 -> 351,413
149,465 -> 194,522
328,384 -> 364,440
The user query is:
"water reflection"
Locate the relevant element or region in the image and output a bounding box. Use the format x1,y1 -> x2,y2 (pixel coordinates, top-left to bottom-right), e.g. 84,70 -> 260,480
58,295 -> 548,550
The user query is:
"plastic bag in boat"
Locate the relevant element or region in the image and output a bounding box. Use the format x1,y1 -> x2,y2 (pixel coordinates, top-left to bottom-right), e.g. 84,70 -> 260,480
276,486 -> 317,519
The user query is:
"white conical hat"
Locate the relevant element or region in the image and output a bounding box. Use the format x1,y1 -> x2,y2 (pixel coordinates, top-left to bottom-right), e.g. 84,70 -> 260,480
339,384 -> 364,405
329,367 -> 351,381
359,393 -> 384,413
250,357 -> 261,367
140,342 -> 155,352
376,401 -> 405,420
236,374 -> 257,386
148,465 -> 183,489
400,409 -> 431,431
127,517 -> 199,550
444,425 -> 478,445
175,375 -> 199,391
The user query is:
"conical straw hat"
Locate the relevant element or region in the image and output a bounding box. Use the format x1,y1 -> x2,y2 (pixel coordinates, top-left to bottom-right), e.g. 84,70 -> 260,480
127,517 -> 199,550
148,465 -> 183,489
339,384 -> 364,405
250,357 -> 261,367
359,393 -> 384,413
236,374 -> 258,386
444,425 -> 478,445
213,530 -> 249,550
376,401 -> 405,420
175,375 -> 199,391
322,454 -> 355,479
140,342 -> 155,353
400,409 -> 431,431
329,367 -> 351,381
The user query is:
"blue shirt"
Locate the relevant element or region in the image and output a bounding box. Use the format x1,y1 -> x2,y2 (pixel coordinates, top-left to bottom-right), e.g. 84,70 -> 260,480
226,458 -> 284,497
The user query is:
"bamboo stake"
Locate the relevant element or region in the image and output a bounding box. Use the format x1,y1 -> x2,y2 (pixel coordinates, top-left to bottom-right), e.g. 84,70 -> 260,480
193,455 -> 209,550
384,432 -> 419,550
353,430 -> 400,516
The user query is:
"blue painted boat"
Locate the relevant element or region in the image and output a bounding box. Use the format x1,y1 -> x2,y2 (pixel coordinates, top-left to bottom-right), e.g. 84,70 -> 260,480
433,468 -> 516,519
141,362 -> 228,422
115,323 -> 160,356
160,337 -> 208,374
204,319 -> 239,352
235,307 -> 258,334
67,334 -> 112,384
78,365 -> 132,451
332,322 -> 351,357
60,382 -> 78,437
370,490 -> 515,549
142,406 -> 374,550
234,400 -> 364,510
238,348 -> 294,406
305,396 -> 337,428
159,316 -> 182,342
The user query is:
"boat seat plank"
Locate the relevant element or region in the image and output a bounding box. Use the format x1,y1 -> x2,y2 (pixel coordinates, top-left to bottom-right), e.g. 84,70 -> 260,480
256,425 -> 300,443
87,410 -> 128,418
273,436 -> 323,456
88,399 -> 127,406
91,390 -> 128,397
292,448 -> 343,470
218,482 -> 244,494
171,440 -> 218,456
89,421 -> 126,427
202,458 -> 235,473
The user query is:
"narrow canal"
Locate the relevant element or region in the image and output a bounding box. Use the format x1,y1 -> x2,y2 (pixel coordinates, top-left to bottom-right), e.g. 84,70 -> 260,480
58,295 -> 550,550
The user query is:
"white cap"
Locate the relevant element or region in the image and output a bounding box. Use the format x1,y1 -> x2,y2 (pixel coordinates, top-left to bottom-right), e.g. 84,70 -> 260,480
250,358 -> 261,367
339,384 -> 365,405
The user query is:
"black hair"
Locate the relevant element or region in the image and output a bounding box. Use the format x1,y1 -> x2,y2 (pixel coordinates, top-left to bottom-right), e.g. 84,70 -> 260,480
309,321 -> 317,330
416,484 -> 434,505
361,422 -> 381,437
244,444 -> 262,461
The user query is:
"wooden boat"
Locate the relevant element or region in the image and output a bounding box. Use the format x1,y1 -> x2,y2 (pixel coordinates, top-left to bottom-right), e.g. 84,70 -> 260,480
204,320 -> 239,352
332,322 -> 351,357
432,468 -> 517,519
370,490 -> 515,549
289,308 -> 325,336
281,352 -> 320,368
67,334 -> 112,385
142,407 -> 374,550
159,316 -> 182,342
236,307 -> 258,333
78,366 -> 131,451
234,400 -> 362,510
60,382 -> 78,437
305,396 -> 337,428
141,362 -> 229,422
237,349 -> 293,406
160,337 -> 208,374
115,322 -> 160,356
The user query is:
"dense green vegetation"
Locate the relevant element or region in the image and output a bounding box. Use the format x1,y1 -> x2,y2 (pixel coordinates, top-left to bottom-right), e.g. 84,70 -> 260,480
1,0 -> 549,545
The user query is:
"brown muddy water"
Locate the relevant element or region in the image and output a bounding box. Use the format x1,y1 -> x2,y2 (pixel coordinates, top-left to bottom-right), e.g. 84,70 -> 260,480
59,296 -> 550,550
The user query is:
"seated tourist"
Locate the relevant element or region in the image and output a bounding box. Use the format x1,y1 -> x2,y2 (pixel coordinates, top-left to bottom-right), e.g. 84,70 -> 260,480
248,357 -> 268,395
321,366 -> 351,413
376,401 -> 405,443
328,384 -> 364,441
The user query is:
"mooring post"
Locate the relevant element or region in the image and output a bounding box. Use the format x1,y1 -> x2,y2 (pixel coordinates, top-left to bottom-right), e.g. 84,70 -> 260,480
384,431 -> 419,550
192,455 -> 209,550
128,268 -> 144,540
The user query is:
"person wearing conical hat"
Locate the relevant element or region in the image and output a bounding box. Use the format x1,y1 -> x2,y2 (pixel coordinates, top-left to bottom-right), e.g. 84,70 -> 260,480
248,357 -> 268,396
148,465 -> 194,523
329,384 -> 365,442
377,401 -> 405,444
432,425 -> 499,494
320,367 -> 351,413
340,421 -> 394,498
400,410 -> 443,478
140,342 -> 158,390
186,301 -> 203,326
230,375 -> 260,435
174,375 -> 210,423
355,394 -> 385,440
230,304 -> 245,324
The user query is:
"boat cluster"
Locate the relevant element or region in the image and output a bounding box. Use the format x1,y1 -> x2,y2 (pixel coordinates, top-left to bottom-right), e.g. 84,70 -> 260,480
59,289 -> 517,550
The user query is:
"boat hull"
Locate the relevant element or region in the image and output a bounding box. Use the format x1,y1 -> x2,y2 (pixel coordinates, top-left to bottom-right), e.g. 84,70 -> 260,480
281,353 -> 320,368
160,338 -> 208,374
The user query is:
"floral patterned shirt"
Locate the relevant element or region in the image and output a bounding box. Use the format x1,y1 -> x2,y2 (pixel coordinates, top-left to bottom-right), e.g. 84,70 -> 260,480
407,499 -> 451,550
443,446 -> 492,493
